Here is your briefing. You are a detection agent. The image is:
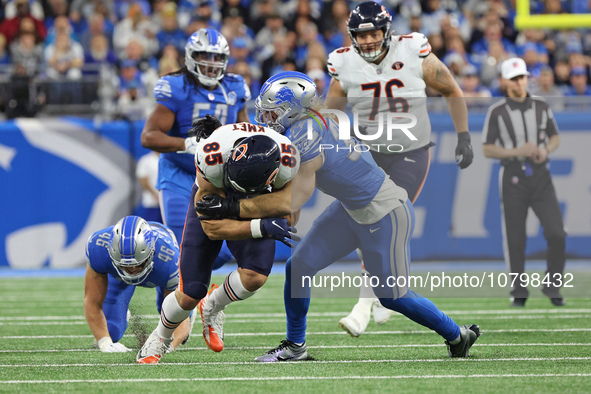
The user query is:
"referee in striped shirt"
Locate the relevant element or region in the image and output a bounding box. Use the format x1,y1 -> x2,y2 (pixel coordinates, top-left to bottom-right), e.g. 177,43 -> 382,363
482,58 -> 566,307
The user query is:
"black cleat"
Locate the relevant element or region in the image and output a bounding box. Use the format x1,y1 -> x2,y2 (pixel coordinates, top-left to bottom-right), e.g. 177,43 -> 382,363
511,298 -> 527,307
446,324 -> 481,358
550,297 -> 565,307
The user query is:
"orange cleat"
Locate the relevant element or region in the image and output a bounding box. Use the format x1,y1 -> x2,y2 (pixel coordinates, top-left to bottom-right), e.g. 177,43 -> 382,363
198,284 -> 225,352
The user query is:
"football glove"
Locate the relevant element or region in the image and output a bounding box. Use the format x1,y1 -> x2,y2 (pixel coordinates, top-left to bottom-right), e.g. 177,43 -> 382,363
455,131 -> 473,169
97,337 -> 132,353
178,136 -> 198,155
188,114 -> 222,143
195,194 -> 240,220
251,218 -> 300,247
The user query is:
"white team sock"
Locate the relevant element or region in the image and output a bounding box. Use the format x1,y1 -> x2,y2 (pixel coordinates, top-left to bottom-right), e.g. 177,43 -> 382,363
209,270 -> 257,313
357,268 -> 375,311
157,293 -> 191,339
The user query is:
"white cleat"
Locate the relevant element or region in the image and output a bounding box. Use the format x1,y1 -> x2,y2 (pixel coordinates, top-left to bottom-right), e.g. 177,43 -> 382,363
372,298 -> 394,325
136,330 -> 172,364
338,303 -> 371,337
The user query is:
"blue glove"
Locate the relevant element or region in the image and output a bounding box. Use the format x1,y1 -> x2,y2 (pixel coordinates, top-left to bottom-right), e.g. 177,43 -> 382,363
252,218 -> 300,247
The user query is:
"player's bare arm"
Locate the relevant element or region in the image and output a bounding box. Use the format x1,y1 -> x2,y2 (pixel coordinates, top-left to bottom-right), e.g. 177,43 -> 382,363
238,181 -> 293,219
236,106 -> 250,123
325,78 -> 348,111
83,265 -> 110,341
240,156 -> 322,220
141,104 -> 185,152
422,52 -> 473,169
422,53 -> 469,133
195,171 -> 290,241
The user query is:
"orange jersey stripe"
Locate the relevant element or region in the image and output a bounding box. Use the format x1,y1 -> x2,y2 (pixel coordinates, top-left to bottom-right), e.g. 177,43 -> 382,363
411,148 -> 431,203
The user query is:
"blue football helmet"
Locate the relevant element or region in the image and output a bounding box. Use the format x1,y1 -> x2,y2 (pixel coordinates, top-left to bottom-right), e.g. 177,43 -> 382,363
224,135 -> 281,194
107,216 -> 157,285
185,28 -> 230,87
255,71 -> 318,134
347,1 -> 393,62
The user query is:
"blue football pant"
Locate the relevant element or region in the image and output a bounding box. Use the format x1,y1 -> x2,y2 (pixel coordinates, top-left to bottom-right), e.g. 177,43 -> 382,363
284,200 -> 460,343
160,187 -> 233,270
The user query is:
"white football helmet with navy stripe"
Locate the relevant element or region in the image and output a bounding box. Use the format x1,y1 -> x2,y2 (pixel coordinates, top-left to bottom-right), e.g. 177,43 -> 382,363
185,28 -> 230,87
255,71 -> 318,134
108,216 -> 157,285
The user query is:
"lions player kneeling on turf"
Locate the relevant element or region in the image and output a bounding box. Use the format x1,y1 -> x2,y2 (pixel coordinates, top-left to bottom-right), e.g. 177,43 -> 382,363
136,120 -> 299,364
84,216 -> 193,353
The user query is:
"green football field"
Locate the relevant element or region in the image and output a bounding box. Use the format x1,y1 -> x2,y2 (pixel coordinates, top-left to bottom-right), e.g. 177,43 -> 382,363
1,272 -> 590,393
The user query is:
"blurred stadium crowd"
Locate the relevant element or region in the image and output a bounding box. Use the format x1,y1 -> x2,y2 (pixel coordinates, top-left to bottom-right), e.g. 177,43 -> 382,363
0,0 -> 590,119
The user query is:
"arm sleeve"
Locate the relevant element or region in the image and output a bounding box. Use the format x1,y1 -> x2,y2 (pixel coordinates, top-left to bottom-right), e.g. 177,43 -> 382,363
482,107 -> 500,145
545,106 -> 559,138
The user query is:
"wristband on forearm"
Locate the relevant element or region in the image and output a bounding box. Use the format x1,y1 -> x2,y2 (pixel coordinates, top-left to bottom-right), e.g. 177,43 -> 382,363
250,219 -> 262,238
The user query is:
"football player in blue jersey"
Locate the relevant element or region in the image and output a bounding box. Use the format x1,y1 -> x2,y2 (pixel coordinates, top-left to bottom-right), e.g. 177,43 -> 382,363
195,71 -> 481,361
84,216 -> 192,353
140,28 -> 251,267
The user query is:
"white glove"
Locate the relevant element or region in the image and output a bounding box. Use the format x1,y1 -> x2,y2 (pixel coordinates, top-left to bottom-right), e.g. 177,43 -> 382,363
97,337 -> 132,353
178,136 -> 198,155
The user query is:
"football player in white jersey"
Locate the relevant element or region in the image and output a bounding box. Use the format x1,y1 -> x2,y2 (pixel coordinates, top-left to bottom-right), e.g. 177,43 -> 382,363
326,1 -> 474,337
136,119 -> 299,363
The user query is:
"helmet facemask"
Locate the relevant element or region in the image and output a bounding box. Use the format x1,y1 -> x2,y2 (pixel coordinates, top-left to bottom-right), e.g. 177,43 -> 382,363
188,51 -> 228,87
347,2 -> 394,63
107,216 -> 157,285
185,28 -> 230,87
349,27 -> 391,62
255,72 -> 318,134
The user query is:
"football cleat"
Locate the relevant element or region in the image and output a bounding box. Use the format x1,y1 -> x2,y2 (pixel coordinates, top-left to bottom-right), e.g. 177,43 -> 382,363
254,340 -> 308,362
511,297 -> 527,307
372,298 -> 394,325
338,302 -> 371,337
136,329 -> 172,364
446,324 -> 481,358
199,284 -> 225,352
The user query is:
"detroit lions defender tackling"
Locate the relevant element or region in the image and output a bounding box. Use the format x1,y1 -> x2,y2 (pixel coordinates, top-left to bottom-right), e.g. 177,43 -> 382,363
141,28 -> 250,267
84,216 -> 191,353
325,1 -> 474,336
195,71 -> 480,361
136,120 -> 299,364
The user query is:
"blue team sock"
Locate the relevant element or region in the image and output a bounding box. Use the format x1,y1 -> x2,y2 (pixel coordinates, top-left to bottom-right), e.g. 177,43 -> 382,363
284,258 -> 312,344
379,290 -> 460,341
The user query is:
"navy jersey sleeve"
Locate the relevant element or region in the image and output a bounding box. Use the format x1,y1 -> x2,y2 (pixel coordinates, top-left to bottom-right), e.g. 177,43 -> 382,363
289,118 -> 324,164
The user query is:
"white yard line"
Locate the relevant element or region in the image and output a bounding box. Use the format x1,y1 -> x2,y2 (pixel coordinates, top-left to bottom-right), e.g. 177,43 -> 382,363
2,328 -> 591,340
2,374 -> 591,384
0,357 -> 590,368
4,314 -> 591,326
1,343 -> 590,353
3,309 -> 591,322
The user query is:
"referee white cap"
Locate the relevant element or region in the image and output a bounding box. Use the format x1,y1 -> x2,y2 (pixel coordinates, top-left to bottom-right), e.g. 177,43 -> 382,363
501,58 -> 530,80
